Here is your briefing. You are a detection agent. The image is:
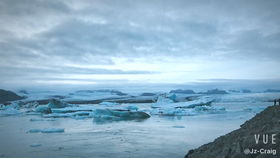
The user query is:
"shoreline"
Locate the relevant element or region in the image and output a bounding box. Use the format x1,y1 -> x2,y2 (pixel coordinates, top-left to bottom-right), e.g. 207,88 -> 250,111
185,105 -> 280,158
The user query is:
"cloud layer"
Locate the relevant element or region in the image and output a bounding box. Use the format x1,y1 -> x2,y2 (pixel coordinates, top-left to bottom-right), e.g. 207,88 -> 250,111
0,0 -> 280,87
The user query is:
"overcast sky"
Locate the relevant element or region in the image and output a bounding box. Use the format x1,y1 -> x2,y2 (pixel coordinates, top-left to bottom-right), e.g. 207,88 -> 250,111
0,0 -> 280,88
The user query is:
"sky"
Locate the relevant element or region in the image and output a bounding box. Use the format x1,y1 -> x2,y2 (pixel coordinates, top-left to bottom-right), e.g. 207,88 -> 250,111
0,0 -> 280,89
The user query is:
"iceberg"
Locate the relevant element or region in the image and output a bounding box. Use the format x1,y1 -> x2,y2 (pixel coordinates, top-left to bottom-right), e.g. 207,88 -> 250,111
28,128 -> 65,133
47,99 -> 69,108
30,143 -> 42,147
150,107 -> 197,116
41,128 -> 65,133
35,105 -> 51,114
28,129 -> 42,133
150,105 -> 226,116
99,101 -> 119,106
0,107 -> 22,116
169,89 -> 195,94
172,125 -> 185,128
44,111 -> 92,118
152,96 -> 213,109
126,105 -> 139,111
23,101 -> 39,108
30,118 -> 56,121
91,109 -> 150,122
50,106 -> 93,113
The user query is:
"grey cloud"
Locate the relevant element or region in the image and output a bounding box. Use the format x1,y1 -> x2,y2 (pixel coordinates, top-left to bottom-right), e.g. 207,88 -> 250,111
0,0 -> 280,87
0,65 -> 157,77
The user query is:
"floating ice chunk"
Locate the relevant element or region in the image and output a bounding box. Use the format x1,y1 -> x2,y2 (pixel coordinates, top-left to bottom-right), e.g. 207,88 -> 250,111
126,105 -> 138,111
30,144 -> 42,147
150,104 -> 225,116
23,102 -> 39,108
30,118 -> 56,121
157,95 -> 174,104
168,94 -> 177,102
172,125 -> 185,128
51,106 -> 93,113
47,99 -> 69,109
0,107 -> 22,116
169,89 -> 195,94
44,111 -> 92,118
99,102 -> 118,106
91,109 -> 150,122
35,105 -> 51,114
152,96 -> 213,108
28,128 -> 64,133
150,108 -> 197,116
194,105 -> 226,114
28,129 -> 42,133
41,128 -> 64,133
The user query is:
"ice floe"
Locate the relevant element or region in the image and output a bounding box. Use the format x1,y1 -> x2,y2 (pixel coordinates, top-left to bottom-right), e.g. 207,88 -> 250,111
30,144 -> 42,147
99,101 -> 119,106
47,99 -> 69,108
91,109 -> 150,122
28,128 -> 65,133
30,118 -> 56,121
172,125 -> 185,128
0,107 -> 22,116
35,105 -> 51,114
151,95 -> 213,109
44,111 -> 92,118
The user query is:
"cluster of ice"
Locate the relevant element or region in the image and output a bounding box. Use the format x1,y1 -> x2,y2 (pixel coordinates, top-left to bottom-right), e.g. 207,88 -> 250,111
150,95 -> 225,116
22,101 -> 39,108
151,95 -> 213,109
0,90 -> 230,119
0,107 -> 22,116
28,128 -> 65,133
150,105 -> 226,116
0,102 -> 23,116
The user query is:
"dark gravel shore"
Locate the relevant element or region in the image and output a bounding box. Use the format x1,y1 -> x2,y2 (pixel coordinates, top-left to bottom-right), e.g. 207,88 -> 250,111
185,105 -> 280,158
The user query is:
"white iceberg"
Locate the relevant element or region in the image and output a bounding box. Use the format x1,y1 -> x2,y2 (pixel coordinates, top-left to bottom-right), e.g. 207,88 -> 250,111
151,96 -> 213,109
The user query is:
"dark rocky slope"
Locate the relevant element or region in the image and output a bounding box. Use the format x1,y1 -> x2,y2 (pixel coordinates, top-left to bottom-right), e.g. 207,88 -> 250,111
185,105 -> 280,158
0,89 -> 24,104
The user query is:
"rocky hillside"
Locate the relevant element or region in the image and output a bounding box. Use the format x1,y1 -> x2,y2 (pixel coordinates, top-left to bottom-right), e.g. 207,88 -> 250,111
0,89 -> 24,104
185,105 -> 280,158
